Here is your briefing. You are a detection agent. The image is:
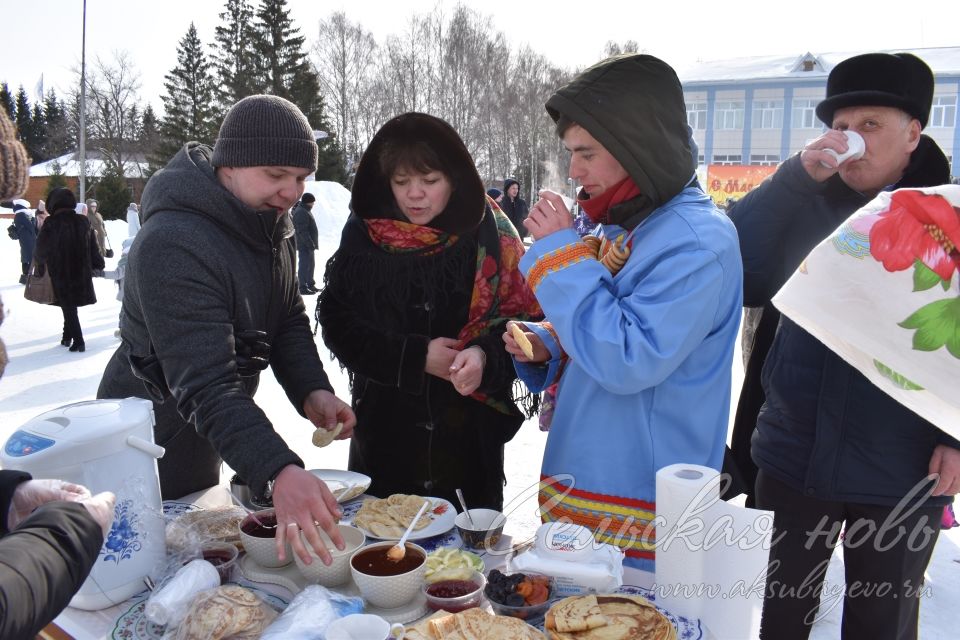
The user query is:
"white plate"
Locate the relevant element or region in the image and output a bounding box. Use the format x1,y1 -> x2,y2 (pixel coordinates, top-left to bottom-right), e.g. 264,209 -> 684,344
309,469 -> 372,503
350,497 -> 457,541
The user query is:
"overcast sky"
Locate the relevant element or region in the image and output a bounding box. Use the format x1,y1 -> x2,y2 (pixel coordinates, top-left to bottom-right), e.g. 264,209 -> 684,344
4,0 -> 959,113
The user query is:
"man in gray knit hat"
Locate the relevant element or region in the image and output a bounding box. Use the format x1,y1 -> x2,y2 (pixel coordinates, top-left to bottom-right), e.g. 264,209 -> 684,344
98,95 -> 356,567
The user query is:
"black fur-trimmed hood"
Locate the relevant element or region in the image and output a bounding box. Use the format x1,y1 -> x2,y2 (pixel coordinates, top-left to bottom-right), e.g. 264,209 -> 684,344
350,112 -> 485,236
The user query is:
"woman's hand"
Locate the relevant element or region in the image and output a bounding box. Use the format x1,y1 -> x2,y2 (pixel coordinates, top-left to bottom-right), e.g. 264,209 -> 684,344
426,337 -> 461,380
449,346 -> 486,396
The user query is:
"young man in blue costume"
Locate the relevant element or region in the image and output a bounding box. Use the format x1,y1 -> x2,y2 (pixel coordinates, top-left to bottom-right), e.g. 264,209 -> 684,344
505,54 -> 743,571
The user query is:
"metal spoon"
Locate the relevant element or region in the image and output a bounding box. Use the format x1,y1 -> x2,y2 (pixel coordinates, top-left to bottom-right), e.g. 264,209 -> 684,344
455,488 -> 476,528
228,488 -> 276,529
387,500 -> 430,562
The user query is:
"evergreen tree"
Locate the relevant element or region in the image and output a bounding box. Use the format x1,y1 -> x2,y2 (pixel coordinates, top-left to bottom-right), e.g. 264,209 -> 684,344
45,159 -> 68,195
140,105 -> 165,174
213,0 -> 262,108
91,160 -> 130,220
31,103 -> 48,162
157,22 -> 220,167
316,134 -> 348,184
252,0 -> 346,182
42,89 -> 72,160
0,83 -> 14,120
14,86 -> 32,140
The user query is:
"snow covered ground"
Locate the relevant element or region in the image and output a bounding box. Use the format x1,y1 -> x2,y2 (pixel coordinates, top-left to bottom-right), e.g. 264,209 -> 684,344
0,182 -> 956,638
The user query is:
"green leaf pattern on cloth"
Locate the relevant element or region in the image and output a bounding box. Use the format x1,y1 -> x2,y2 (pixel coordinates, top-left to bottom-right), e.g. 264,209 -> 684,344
898,297 -> 960,358
873,360 -> 925,391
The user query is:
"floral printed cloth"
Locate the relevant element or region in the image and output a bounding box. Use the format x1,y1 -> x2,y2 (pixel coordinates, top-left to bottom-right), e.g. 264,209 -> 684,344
773,185 -> 960,439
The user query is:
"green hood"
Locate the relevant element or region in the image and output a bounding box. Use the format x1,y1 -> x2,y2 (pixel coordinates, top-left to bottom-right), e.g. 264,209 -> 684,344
546,54 -> 695,227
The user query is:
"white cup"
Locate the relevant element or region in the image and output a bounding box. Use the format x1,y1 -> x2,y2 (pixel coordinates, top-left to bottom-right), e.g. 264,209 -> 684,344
821,130 -> 865,167
325,613 -> 404,640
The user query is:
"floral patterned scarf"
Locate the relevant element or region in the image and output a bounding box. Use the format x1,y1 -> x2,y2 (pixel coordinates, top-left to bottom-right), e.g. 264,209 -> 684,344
365,197 -> 542,413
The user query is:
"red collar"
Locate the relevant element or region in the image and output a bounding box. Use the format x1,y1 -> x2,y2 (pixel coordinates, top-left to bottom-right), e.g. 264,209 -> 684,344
578,177 -> 642,224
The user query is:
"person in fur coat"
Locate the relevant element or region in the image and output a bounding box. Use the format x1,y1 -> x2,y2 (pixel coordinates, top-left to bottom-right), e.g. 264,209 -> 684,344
33,187 -> 104,352
317,113 -> 542,510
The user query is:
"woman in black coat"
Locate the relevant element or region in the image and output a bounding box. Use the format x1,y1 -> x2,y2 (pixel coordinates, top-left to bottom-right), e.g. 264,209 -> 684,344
317,113 -> 542,510
33,188 -> 104,352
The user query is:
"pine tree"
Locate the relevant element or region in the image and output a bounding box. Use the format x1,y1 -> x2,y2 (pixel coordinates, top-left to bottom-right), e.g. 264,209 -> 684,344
252,0 -> 347,182
213,0 -> 262,108
45,158 -> 68,195
31,103 -> 48,162
42,89 -> 72,160
140,105 -> 165,175
14,87 -> 31,139
0,83 -> 14,121
157,23 -> 220,166
92,160 -> 130,220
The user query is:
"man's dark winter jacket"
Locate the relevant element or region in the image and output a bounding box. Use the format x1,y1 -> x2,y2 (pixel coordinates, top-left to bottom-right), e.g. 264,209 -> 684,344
0,471 -> 103,640
292,202 -> 319,251
731,136 -> 958,507
97,143 -> 334,499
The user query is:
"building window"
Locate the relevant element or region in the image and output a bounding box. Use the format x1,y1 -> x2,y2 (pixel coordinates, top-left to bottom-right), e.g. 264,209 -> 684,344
687,102 -> 707,130
931,96 -> 957,128
712,154 -> 742,165
714,101 -> 744,130
697,154 -> 705,166
750,154 -> 781,166
793,99 -> 819,128
752,100 -> 783,129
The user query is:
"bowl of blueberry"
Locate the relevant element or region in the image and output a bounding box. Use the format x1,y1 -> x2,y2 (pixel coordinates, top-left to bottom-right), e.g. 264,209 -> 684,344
484,570 -> 556,622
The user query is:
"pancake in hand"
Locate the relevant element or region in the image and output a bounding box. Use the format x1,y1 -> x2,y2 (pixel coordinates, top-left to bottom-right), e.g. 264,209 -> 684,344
510,323 -> 535,359
312,422 -> 344,447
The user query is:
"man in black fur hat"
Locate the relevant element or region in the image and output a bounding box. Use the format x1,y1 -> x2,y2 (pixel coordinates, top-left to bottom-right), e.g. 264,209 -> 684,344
731,53 -> 958,639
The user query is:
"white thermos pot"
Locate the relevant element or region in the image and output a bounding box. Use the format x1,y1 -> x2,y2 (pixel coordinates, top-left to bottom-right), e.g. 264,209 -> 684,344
1,398 -> 167,610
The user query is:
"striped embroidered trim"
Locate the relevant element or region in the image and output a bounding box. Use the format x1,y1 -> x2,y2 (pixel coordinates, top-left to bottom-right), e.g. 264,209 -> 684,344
539,477 -> 657,556
526,242 -> 596,293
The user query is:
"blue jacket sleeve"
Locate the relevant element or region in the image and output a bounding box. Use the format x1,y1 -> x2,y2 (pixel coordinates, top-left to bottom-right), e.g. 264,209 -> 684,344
520,228 -> 727,395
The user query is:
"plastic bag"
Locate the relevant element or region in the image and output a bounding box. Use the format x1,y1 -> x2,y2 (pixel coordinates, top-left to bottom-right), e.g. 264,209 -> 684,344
260,585 -> 363,640
163,584 -> 278,640
144,560 -> 220,627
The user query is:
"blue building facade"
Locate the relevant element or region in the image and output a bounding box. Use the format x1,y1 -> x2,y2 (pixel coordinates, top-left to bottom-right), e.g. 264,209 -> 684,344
678,48 -> 959,178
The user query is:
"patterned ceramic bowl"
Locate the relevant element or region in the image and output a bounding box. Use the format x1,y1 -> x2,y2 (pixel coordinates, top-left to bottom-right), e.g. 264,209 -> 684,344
294,524 -> 366,587
350,541 -> 427,609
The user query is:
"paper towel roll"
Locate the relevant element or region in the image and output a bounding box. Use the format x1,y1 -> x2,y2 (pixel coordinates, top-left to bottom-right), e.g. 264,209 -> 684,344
654,463 -> 773,640
654,464 -> 721,621
144,559 -> 220,627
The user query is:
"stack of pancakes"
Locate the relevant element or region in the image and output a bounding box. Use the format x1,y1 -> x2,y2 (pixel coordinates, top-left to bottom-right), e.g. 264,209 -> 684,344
544,595 -> 676,640
404,608 -> 545,639
353,494 -> 433,538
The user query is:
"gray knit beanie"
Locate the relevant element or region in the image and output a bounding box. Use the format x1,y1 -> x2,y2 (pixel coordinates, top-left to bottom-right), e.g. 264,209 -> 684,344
211,94 -> 318,172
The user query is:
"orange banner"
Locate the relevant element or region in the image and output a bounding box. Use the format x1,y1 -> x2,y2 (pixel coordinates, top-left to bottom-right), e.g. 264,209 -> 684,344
706,165 -> 776,205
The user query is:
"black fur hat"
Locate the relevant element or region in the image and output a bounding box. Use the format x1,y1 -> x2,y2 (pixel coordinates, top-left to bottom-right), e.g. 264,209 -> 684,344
816,53 -> 934,129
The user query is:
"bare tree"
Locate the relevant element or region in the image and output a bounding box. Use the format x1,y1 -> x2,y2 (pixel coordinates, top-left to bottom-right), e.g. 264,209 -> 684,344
83,50 -> 143,174
313,11 -> 377,169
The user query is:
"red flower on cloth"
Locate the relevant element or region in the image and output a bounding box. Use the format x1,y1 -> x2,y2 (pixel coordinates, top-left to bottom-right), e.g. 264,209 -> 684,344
869,190 -> 960,282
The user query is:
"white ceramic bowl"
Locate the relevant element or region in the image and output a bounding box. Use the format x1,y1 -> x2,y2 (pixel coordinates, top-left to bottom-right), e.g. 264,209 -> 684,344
238,509 -> 292,568
294,524 -> 366,586
350,541 -> 427,609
